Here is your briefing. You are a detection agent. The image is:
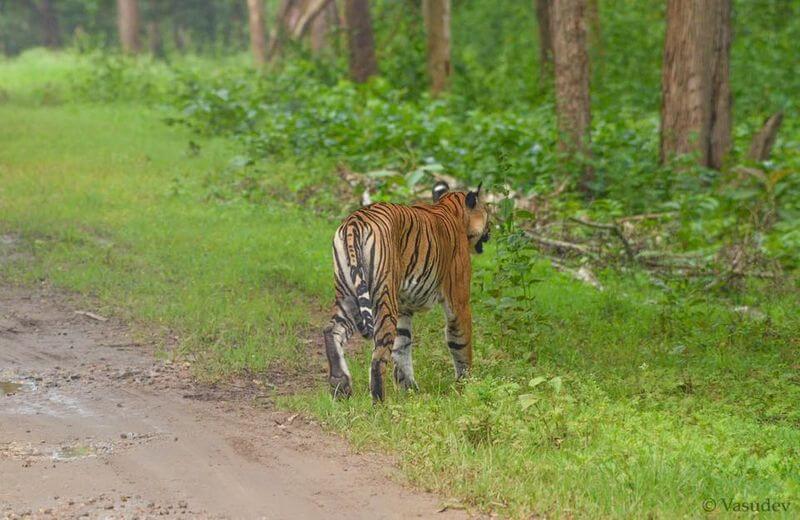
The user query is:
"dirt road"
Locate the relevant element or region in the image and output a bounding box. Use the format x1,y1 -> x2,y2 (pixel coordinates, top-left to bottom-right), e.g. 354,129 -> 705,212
0,285 -> 466,519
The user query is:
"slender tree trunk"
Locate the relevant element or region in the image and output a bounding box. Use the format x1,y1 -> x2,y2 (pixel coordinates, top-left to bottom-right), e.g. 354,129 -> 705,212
535,0 -> 554,79
343,0 -> 378,82
708,0 -> 731,170
146,21 -> 163,57
117,0 -> 141,54
37,0 -> 60,48
310,1 -> 338,53
267,0 -> 337,58
423,0 -> 451,95
292,0 -> 334,39
229,2 -> 246,51
146,0 -> 163,57
553,0 -> 592,192
660,0 -> 731,170
247,0 -> 267,66
266,0 -> 296,61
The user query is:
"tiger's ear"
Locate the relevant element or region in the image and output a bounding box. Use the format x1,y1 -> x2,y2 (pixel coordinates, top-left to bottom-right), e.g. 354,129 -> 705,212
466,182 -> 482,209
432,180 -> 449,202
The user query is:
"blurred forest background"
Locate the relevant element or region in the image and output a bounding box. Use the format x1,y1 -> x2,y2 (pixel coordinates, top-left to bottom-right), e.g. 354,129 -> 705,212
1,3 -> 799,516
3,0 -> 798,278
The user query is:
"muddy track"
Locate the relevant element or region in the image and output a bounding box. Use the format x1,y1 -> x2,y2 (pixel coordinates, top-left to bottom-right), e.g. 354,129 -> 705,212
0,284 -> 467,519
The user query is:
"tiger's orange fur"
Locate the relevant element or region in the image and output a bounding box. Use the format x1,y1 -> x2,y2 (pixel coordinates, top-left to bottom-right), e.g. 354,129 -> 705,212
323,184 -> 490,401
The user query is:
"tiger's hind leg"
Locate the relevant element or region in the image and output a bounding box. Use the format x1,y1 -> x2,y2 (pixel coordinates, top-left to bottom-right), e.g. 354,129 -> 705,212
392,313 -> 418,391
370,298 -> 398,402
324,298 -> 357,399
443,298 -> 473,381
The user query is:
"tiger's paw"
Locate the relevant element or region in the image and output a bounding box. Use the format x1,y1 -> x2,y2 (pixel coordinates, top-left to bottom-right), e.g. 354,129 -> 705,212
393,365 -> 419,392
370,360 -> 385,403
329,375 -> 352,399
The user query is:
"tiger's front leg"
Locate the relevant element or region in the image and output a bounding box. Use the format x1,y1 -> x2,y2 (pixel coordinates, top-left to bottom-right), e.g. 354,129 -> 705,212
443,299 -> 473,380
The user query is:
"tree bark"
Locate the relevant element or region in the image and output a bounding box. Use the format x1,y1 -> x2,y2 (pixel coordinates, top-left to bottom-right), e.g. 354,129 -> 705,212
553,0 -> 592,192
343,0 -> 378,83
708,0 -> 731,170
310,0 -> 339,53
423,0 -> 451,95
117,0 -> 141,54
311,1 -> 335,52
660,0 -> 732,170
292,0 -> 335,39
37,0 -> 60,48
265,0 -> 338,57
535,0 -> 554,79
266,0 -> 300,61
247,0 -> 268,66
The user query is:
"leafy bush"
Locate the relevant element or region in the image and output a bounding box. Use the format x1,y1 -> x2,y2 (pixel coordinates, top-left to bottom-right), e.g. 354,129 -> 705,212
54,0 -> 800,270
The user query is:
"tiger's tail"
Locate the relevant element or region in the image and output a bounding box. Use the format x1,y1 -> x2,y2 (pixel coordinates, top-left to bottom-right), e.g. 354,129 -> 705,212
344,224 -> 374,338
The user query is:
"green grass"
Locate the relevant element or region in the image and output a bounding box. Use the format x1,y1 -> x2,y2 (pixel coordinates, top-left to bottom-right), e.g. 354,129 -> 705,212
1,59 -> 799,518
0,102 -> 334,374
0,49 -> 90,106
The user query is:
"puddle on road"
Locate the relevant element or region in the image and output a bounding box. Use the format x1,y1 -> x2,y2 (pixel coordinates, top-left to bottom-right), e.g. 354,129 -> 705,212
0,377 -> 92,418
53,442 -> 113,461
1,381 -> 22,395
1,441 -> 113,462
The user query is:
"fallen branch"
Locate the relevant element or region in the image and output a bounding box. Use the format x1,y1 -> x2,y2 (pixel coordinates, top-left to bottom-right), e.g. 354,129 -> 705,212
550,259 -> 604,290
617,212 -> 677,223
568,217 -> 635,262
524,232 -> 598,259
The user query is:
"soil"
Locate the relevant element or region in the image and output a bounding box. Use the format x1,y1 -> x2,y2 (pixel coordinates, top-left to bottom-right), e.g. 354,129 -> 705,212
0,284 -> 469,519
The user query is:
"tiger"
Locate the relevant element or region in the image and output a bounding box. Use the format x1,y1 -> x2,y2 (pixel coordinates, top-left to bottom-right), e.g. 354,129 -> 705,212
323,181 -> 490,402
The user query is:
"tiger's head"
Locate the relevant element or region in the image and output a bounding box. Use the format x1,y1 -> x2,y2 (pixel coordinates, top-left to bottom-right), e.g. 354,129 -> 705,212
433,180 -> 491,254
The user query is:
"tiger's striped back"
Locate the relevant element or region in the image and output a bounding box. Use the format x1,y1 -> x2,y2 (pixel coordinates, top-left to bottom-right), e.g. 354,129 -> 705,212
333,193 -> 469,321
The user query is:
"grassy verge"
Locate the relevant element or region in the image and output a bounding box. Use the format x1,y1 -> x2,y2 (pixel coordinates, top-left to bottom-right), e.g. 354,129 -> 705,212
1,82 -> 798,517
0,103 -> 334,375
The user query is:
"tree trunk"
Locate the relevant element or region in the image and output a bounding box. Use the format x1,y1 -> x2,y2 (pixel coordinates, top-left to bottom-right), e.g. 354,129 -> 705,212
292,0 -> 335,39
266,0 -> 293,61
146,0 -> 163,58
265,0 -> 337,58
553,0 -> 592,192
708,0 -> 731,170
423,0 -> 451,95
310,1 -> 338,53
247,0 -> 268,66
146,21 -> 163,57
660,0 -> 732,170
535,0 -> 554,79
37,0 -> 60,48
343,0 -> 378,83
117,0 -> 141,54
